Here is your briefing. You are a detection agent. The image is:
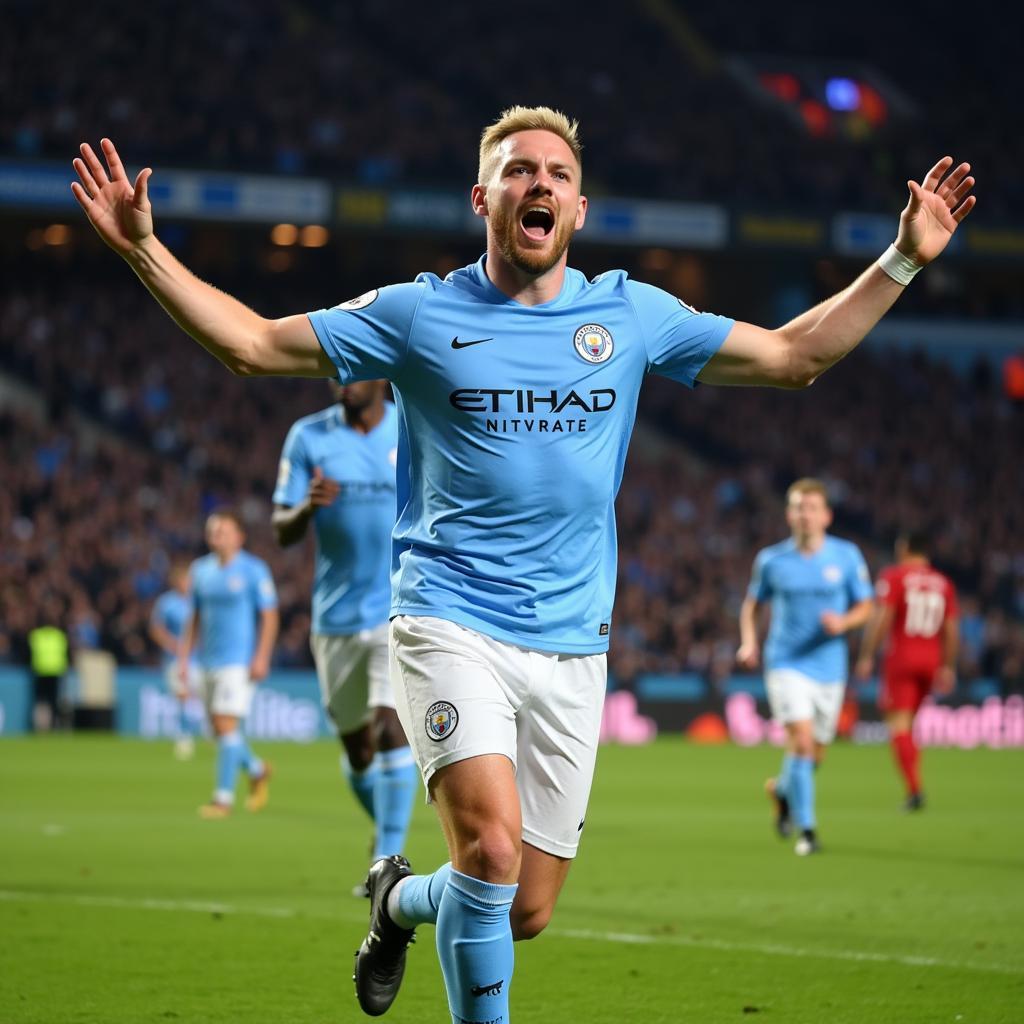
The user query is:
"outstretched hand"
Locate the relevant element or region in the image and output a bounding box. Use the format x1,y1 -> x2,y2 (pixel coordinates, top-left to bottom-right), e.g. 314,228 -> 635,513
895,156 -> 976,267
71,139 -> 154,256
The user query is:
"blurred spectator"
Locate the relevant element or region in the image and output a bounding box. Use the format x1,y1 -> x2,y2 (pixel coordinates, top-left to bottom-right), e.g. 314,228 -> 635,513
28,598 -> 68,730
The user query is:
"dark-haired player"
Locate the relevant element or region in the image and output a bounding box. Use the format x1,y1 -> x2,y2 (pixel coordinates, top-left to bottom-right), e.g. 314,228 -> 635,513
856,532 -> 958,810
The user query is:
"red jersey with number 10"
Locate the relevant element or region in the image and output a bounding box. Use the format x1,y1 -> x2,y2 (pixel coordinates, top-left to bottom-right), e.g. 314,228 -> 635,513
876,563 -> 958,674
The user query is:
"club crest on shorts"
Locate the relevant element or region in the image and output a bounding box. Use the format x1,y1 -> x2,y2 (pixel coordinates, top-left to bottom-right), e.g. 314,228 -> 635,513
573,323 -> 614,364
425,700 -> 459,741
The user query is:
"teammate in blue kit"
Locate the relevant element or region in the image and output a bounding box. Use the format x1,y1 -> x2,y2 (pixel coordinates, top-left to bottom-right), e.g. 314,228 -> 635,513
181,508 -> 279,819
73,109 -> 975,1020
148,562 -> 202,760
273,380 -> 418,889
737,478 -> 874,855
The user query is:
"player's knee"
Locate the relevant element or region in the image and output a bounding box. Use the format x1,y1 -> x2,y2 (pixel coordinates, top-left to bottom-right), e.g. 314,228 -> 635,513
510,902 -> 553,941
341,727 -> 374,771
373,707 -> 408,751
455,826 -> 521,883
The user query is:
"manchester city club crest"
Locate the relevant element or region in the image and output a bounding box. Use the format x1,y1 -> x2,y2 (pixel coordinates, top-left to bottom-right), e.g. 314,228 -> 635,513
573,323 -> 614,364
425,700 -> 459,742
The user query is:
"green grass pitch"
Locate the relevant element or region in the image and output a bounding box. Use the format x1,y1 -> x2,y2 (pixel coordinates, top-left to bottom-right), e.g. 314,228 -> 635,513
1,736 -> 1021,1023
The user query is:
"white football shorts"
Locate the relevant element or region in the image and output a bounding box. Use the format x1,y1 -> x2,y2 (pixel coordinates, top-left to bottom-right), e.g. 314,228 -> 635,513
389,615 -> 607,859
765,668 -> 846,744
310,625 -> 392,735
201,665 -> 254,719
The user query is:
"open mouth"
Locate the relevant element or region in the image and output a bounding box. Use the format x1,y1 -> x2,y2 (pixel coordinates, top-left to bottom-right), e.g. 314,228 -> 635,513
520,206 -> 555,241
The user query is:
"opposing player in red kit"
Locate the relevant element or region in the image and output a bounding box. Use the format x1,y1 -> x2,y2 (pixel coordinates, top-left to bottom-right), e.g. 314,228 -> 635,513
855,531 -> 958,810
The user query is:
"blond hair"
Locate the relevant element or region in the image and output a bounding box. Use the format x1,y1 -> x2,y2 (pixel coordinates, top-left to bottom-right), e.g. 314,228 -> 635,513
478,106 -> 582,185
786,478 -> 830,506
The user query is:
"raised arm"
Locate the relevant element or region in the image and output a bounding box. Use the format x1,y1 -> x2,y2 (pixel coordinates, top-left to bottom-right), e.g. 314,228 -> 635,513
698,157 -> 977,388
71,139 -> 334,378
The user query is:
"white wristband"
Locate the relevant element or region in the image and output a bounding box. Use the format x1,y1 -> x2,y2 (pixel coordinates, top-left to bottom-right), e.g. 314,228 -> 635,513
877,243 -> 922,286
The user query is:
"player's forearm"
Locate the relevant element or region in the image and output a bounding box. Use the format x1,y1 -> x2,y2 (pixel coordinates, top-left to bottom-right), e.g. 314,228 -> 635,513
255,610 -> 279,664
739,598 -> 760,648
858,612 -> 883,662
177,615 -> 196,663
777,260 -> 907,384
149,624 -> 177,657
271,503 -> 314,547
123,236 -> 274,375
840,600 -> 875,633
942,619 -> 959,668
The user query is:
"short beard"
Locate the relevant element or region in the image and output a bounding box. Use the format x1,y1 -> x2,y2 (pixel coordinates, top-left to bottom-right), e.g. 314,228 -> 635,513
491,205 -> 576,277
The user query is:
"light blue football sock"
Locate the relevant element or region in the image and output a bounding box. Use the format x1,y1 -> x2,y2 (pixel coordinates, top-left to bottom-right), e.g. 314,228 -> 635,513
790,755 -> 816,830
776,752 -> 797,800
214,732 -> 243,804
436,869 -> 517,1024
394,863 -> 453,927
373,746 -> 419,859
237,734 -> 264,777
343,755 -> 379,821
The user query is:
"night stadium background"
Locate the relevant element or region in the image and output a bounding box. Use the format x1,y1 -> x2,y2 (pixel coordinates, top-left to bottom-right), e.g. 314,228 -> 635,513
2,3 -> 1021,1022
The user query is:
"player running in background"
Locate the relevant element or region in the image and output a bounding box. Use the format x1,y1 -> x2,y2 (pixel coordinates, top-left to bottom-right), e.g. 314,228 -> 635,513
181,508 -> 279,819
148,562 -> 202,760
72,110 -> 974,1022
273,380 -> 418,890
855,531 -> 959,810
738,479 -> 874,854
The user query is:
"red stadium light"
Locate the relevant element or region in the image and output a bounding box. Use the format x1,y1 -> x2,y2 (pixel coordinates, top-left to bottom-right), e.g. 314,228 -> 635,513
759,71 -> 801,103
799,99 -> 831,136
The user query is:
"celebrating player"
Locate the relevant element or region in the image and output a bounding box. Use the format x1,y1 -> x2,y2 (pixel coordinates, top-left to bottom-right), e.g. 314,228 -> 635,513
855,531 -> 959,810
738,479 -> 874,854
180,508 -> 278,818
148,562 -> 202,760
72,108 -> 974,1020
273,380 -> 418,890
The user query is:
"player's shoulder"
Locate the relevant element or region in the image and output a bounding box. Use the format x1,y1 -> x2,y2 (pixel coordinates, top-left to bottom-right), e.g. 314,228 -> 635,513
319,281 -> 430,326
191,553 -> 214,573
283,407 -> 335,452
240,549 -> 272,574
290,405 -> 337,437
826,534 -> 865,560
756,537 -> 795,565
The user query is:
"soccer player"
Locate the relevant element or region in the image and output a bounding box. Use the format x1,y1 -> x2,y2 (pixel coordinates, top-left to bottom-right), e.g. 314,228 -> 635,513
272,380 -> 418,885
72,112 -> 974,1020
737,479 -> 874,855
180,508 -> 279,818
855,531 -> 959,810
148,562 -> 202,759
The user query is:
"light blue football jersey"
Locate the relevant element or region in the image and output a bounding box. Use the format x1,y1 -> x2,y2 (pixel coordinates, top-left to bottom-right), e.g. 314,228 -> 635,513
749,534 -> 873,682
308,256 -> 734,654
273,402 -> 398,634
150,590 -> 195,668
189,550 -> 278,669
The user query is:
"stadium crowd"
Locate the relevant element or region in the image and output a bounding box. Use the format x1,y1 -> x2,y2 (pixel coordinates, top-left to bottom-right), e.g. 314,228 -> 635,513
2,2 -> 1019,218
2,280 -> 1021,694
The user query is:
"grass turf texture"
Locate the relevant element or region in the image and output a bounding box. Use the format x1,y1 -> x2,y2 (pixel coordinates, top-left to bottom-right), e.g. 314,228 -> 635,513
1,736 -> 1021,1023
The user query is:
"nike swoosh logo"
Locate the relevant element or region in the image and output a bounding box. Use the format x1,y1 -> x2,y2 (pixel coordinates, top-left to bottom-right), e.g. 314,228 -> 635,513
451,336 -> 494,349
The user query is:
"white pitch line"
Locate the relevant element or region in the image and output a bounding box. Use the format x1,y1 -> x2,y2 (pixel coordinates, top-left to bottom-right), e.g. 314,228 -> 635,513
1,890 -> 1019,977
554,927 -> 1023,976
